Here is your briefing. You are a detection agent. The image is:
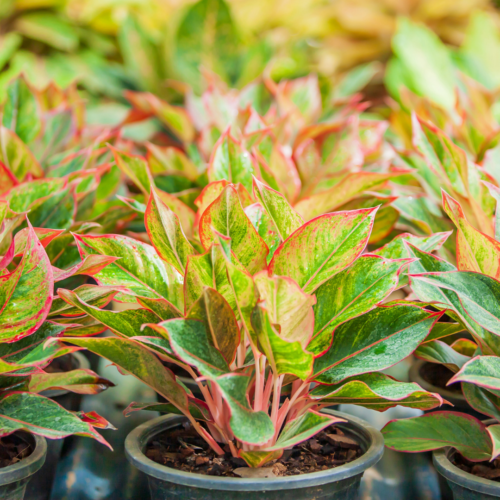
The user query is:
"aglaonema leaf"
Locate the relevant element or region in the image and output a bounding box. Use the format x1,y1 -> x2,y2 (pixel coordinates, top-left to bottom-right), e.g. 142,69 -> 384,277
314,304 -> 441,384
449,356 -> 500,391
311,373 -> 444,411
0,126 -> 43,181
410,271 -> 500,336
309,255 -> 412,355
0,222 -> 53,342
269,208 -> 377,294
264,410 -> 343,451
57,289 -> 160,339
254,271 -> 315,348
415,340 -> 470,372
62,336 -> 188,411
382,412 -> 493,461
145,187 -> 195,274
186,287 -> 240,365
442,191 -> 500,278
2,76 -> 41,144
253,177 -> 303,241
244,203 -> 281,264
28,369 -> 114,395
208,133 -> 254,196
199,185 -> 268,273
74,234 -> 184,310
109,145 -> 152,196
0,392 -> 109,446
49,285 -> 119,317
251,304 -> 313,380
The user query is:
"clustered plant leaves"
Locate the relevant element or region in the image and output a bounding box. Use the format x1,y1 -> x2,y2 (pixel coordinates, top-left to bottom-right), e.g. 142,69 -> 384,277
5,8 -> 500,475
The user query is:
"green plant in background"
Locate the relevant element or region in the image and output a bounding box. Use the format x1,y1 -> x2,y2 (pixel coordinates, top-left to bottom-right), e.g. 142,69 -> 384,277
381,191 -> 500,464
1,0 -> 497,101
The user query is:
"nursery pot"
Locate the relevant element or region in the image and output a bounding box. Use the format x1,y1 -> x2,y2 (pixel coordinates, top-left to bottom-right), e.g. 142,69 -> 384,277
25,352 -> 89,500
433,448 -> 500,500
125,409 -> 384,500
0,433 -> 46,500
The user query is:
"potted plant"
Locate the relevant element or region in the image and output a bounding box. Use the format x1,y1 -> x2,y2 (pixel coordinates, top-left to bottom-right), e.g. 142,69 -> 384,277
382,191 -> 500,498
56,178 -> 450,499
0,220 -> 116,499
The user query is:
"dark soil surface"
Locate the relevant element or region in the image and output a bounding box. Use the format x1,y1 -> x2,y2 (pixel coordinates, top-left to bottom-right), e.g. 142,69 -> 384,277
145,422 -> 363,477
421,363 -> 462,394
46,354 -> 76,374
0,434 -> 32,468
452,453 -> 500,481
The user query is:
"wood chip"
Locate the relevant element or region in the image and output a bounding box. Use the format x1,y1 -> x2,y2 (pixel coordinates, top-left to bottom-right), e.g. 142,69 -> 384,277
325,434 -> 359,449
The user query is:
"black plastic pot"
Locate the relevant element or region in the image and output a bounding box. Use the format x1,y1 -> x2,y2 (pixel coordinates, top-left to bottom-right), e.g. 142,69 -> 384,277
24,352 -> 89,500
125,409 -> 384,500
434,448 -> 500,499
0,432 -> 46,500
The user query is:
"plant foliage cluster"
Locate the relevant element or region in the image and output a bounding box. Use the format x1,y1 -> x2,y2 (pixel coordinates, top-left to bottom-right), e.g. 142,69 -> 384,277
3,4 -> 500,469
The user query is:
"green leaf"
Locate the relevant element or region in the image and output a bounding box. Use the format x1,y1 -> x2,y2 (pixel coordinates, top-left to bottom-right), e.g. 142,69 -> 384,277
174,0 -> 241,91
136,296 -> 181,321
373,232 -> 450,261
265,410 -> 342,451
57,289 -> 160,339
0,126 -> 43,180
269,208 -> 376,294
253,177 -> 303,241
415,340 -> 470,372
199,185 -> 268,273
109,145 -> 152,196
389,18 -> 456,110
294,172 -> 399,221
187,287 -> 240,365
2,76 -> 40,144
49,285 -> 118,318
145,188 -> 195,274
442,191 -> 500,278
410,271 -> 500,336
311,373 -> 444,411
424,322 -> 466,343
251,304 -> 313,380
63,336 -> 188,411
0,393 -> 108,445
28,369 -> 114,395
0,223 -> 53,342
208,133 -> 254,195
462,384 -> 500,422
244,203 -> 281,264
309,255 -> 411,355
314,304 -> 440,384
382,412 -> 492,461
254,271 -> 315,347
75,234 -> 183,310
184,243 -> 242,314
27,187 -> 76,230
450,356 -> 500,392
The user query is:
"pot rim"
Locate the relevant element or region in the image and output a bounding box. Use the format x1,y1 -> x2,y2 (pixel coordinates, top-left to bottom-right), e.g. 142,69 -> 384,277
0,432 -> 47,485
433,448 -> 500,495
410,359 -> 467,405
125,409 -> 384,491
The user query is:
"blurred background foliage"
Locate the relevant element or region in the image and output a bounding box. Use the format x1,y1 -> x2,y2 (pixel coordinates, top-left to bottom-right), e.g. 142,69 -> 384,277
1,0 -> 499,106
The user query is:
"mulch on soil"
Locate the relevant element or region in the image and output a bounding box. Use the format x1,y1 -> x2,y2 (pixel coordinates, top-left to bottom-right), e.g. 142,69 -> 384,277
145,422 -> 363,477
453,453 -> 500,481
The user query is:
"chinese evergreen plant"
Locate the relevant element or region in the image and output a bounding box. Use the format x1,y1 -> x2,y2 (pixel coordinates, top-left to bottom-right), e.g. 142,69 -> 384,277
55,163 -> 453,467
380,188 -> 500,463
